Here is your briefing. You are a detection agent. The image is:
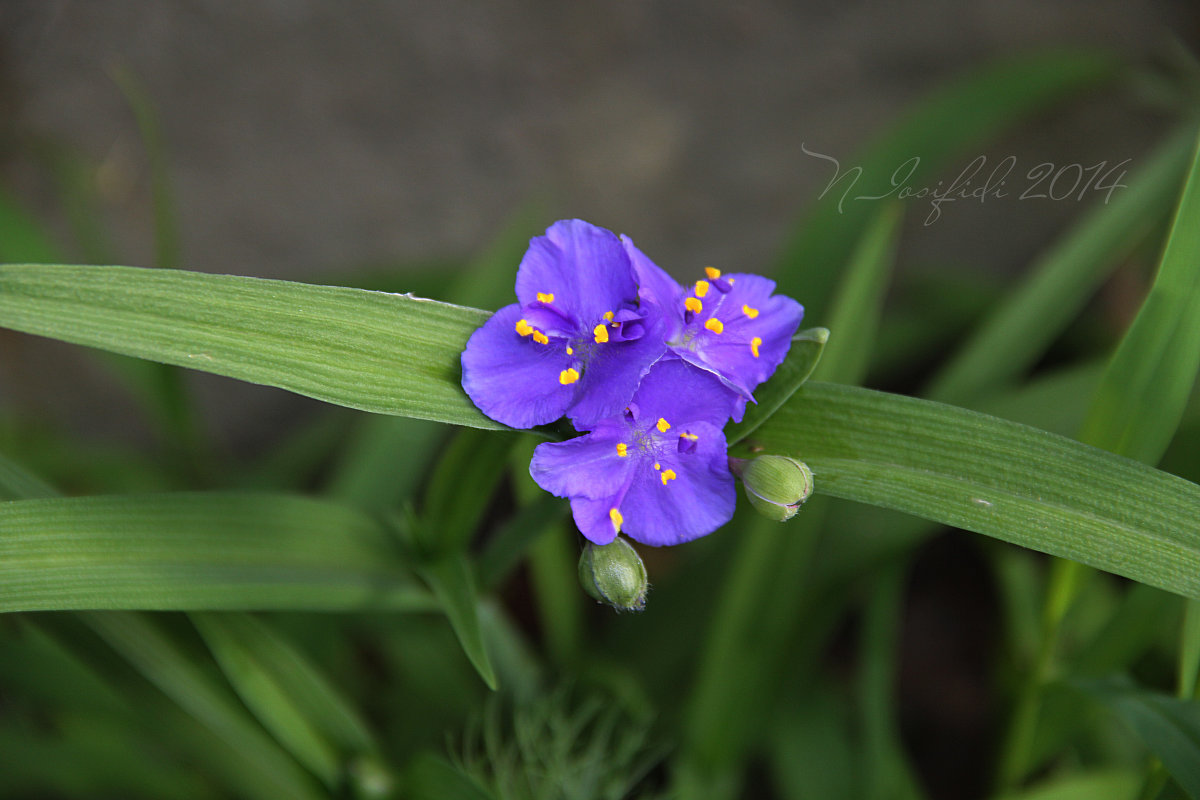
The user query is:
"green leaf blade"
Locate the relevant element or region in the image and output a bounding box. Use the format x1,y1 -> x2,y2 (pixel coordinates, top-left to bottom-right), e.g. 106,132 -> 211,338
0,264 -> 499,428
0,493 -> 435,613
749,382 -> 1200,599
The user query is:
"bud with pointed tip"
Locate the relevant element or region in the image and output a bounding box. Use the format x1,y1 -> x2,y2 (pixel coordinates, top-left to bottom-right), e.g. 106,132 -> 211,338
578,536 -> 649,612
733,454 -> 814,521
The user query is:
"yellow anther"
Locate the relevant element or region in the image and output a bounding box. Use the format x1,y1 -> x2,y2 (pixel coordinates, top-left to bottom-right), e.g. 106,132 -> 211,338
604,310 -> 615,322
656,418 -> 671,432
559,368 -> 580,385
694,280 -> 710,298
566,346 -> 573,355
728,277 -> 735,284
680,432 -> 699,441
516,318 -> 534,336
705,318 -> 724,335
533,331 -> 550,345
684,297 -> 703,313
537,292 -> 555,303
609,507 -> 623,533
705,266 -> 721,280
653,462 -> 661,470
742,304 -> 759,319
593,323 -> 609,344
616,442 -> 628,457
751,336 -> 762,358
660,469 -> 677,485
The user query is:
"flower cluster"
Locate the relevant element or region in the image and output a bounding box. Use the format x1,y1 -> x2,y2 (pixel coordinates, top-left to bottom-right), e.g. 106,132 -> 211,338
461,219 -> 803,547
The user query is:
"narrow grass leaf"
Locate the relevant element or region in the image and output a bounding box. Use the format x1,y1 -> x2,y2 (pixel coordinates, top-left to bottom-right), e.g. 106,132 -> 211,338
0,493 -> 435,612
746,382 -> 1200,600
1080,124 -> 1200,465
85,612 -> 325,800
192,613 -> 382,789
0,264 -> 498,428
725,327 -> 829,446
774,50 -> 1117,319
419,552 -> 498,690
928,127 -> 1195,405
1072,678 -> 1200,799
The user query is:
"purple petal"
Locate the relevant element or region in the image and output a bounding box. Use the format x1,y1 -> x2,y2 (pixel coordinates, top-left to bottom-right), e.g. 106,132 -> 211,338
621,234 -> 685,317
529,421 -> 634,500
623,358 -> 741,431
461,304 -> 577,428
569,495 -> 626,546
619,421 -> 735,546
678,273 -> 804,397
515,220 -> 639,325
567,304 -> 669,428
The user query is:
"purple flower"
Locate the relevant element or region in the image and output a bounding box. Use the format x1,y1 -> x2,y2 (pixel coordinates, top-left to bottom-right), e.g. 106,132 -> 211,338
461,220 -> 667,428
621,237 -> 804,420
530,359 -> 740,547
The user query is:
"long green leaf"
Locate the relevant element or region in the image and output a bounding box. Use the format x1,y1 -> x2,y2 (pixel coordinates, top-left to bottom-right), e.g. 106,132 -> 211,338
0,493 -> 435,612
0,263 -> 498,428
746,382 -> 1200,600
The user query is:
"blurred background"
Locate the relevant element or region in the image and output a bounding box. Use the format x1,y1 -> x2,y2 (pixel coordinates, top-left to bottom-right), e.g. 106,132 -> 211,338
2,3 -> 1199,797
1,0 -> 1195,451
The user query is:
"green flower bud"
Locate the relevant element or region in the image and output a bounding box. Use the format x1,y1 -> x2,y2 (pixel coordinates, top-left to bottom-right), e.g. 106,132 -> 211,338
735,455 -> 814,521
578,536 -> 648,612
345,753 -> 397,799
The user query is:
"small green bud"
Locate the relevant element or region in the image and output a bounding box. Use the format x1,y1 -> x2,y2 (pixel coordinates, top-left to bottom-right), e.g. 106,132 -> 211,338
578,536 -> 649,612
736,454 -> 814,521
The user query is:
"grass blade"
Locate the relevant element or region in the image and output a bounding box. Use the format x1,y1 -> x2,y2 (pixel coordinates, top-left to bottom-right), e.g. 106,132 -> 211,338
746,382 -> 1200,600
192,612 -> 384,790
1080,124 -> 1200,463
775,50 -> 1117,319
927,127 -> 1195,405
0,493 -> 435,612
726,327 -> 828,446
0,263 -> 498,428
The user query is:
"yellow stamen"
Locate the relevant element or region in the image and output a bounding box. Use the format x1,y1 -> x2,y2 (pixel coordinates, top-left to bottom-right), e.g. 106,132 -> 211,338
516,318 -> 534,336
660,469 -> 677,485
609,507 -> 623,533
728,277 -> 735,284
680,432 -> 699,441
603,310 -> 614,322
694,280 -> 710,298
751,336 -> 762,358
705,266 -> 721,280
593,323 -> 609,344
656,418 -> 671,432
705,318 -> 724,334
616,442 -> 628,457
742,304 -> 759,319
566,346 -> 573,355
653,462 -> 661,470
532,331 -> 549,345
684,297 -> 703,313
559,368 -> 580,385
536,292 -> 555,303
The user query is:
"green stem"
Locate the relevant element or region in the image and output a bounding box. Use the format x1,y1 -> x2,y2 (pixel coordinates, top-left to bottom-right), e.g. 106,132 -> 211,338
995,557 -> 1085,791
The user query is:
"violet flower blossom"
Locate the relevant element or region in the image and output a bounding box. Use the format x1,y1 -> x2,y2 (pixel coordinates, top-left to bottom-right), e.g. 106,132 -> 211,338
461,219 -> 666,429
530,359 -> 740,546
621,237 -> 804,420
